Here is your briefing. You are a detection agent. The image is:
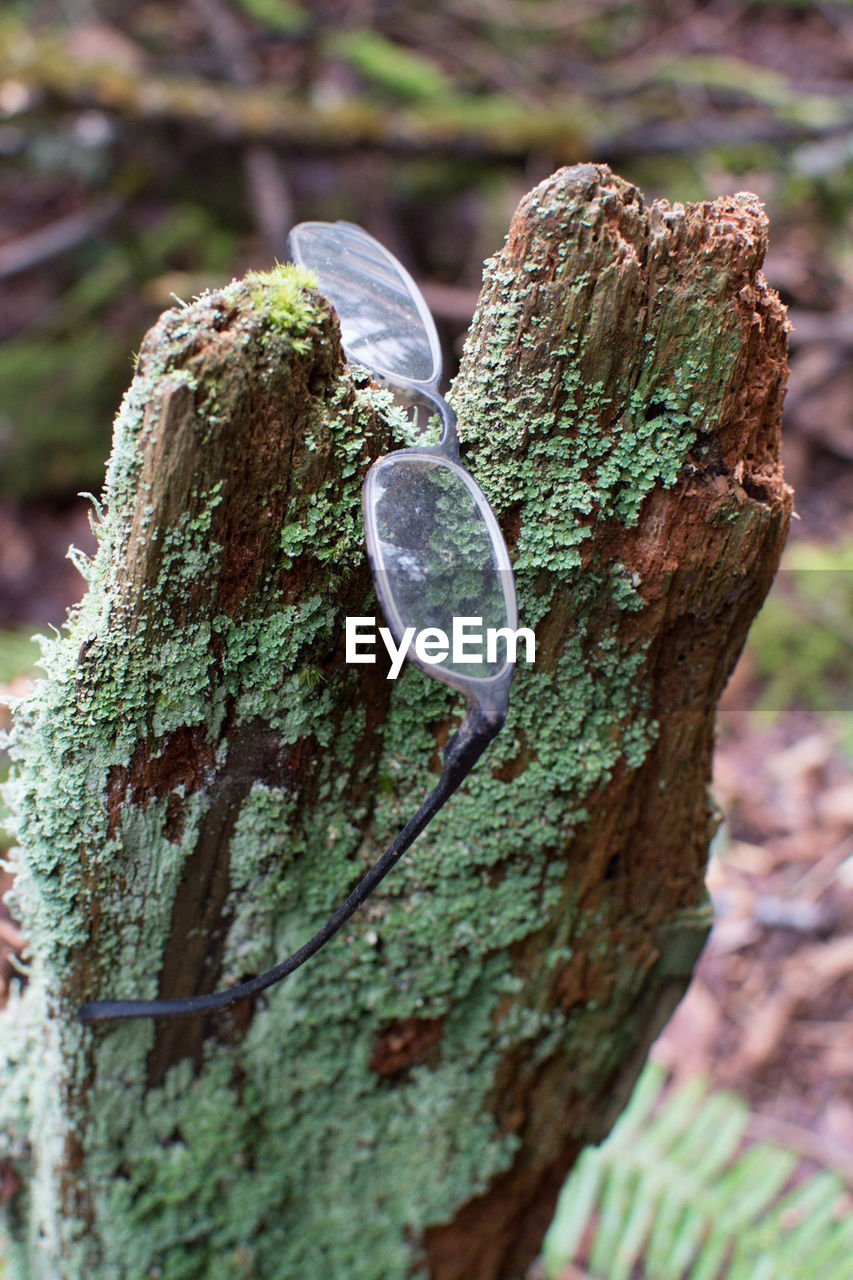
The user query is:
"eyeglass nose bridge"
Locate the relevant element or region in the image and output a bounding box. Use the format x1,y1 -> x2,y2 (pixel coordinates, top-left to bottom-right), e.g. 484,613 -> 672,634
417,386 -> 459,461
372,377 -> 461,462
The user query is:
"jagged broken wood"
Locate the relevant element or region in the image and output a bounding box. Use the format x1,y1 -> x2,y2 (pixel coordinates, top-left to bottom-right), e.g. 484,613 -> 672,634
0,165 -> 791,1280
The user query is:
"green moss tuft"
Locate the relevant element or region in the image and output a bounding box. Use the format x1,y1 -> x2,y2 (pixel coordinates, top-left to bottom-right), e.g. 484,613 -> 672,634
245,264 -> 321,339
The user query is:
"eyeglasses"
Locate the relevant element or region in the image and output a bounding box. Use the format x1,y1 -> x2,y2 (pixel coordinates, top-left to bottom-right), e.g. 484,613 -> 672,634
78,222 -> 517,1023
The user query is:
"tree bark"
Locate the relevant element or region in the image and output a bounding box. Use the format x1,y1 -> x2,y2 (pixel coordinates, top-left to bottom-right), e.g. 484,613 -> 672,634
0,164 -> 790,1280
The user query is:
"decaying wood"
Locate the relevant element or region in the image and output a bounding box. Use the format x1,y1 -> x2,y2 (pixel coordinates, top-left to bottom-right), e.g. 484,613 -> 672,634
0,165 -> 790,1280
425,163 -> 792,1277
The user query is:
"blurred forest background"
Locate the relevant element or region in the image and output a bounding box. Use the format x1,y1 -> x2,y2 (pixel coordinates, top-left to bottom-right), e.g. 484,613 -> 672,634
1,0 -> 852,1275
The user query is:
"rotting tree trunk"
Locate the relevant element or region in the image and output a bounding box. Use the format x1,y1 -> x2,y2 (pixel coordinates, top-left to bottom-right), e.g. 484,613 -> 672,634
0,165 -> 790,1280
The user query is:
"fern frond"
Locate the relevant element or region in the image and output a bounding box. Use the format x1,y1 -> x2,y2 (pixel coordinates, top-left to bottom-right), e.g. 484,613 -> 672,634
543,1061 -> 851,1280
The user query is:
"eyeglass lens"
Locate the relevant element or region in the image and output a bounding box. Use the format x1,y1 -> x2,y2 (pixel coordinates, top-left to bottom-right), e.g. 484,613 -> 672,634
289,223 -> 439,384
366,455 -> 513,680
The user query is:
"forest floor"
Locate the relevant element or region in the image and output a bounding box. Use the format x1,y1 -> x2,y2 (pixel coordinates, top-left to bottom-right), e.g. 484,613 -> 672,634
657,702 -> 853,1180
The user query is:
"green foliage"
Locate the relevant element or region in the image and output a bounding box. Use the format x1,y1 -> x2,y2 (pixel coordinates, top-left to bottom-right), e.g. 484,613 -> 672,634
649,55 -> 796,109
0,629 -> 40,686
0,327 -> 128,497
0,627 -> 40,847
747,538 -> 853,722
326,29 -> 453,102
229,0 -> 307,34
0,203 -> 237,498
544,1061 -> 853,1280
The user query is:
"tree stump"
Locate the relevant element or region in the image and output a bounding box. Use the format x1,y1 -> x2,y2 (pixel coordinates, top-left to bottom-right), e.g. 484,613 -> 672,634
0,164 -> 790,1280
